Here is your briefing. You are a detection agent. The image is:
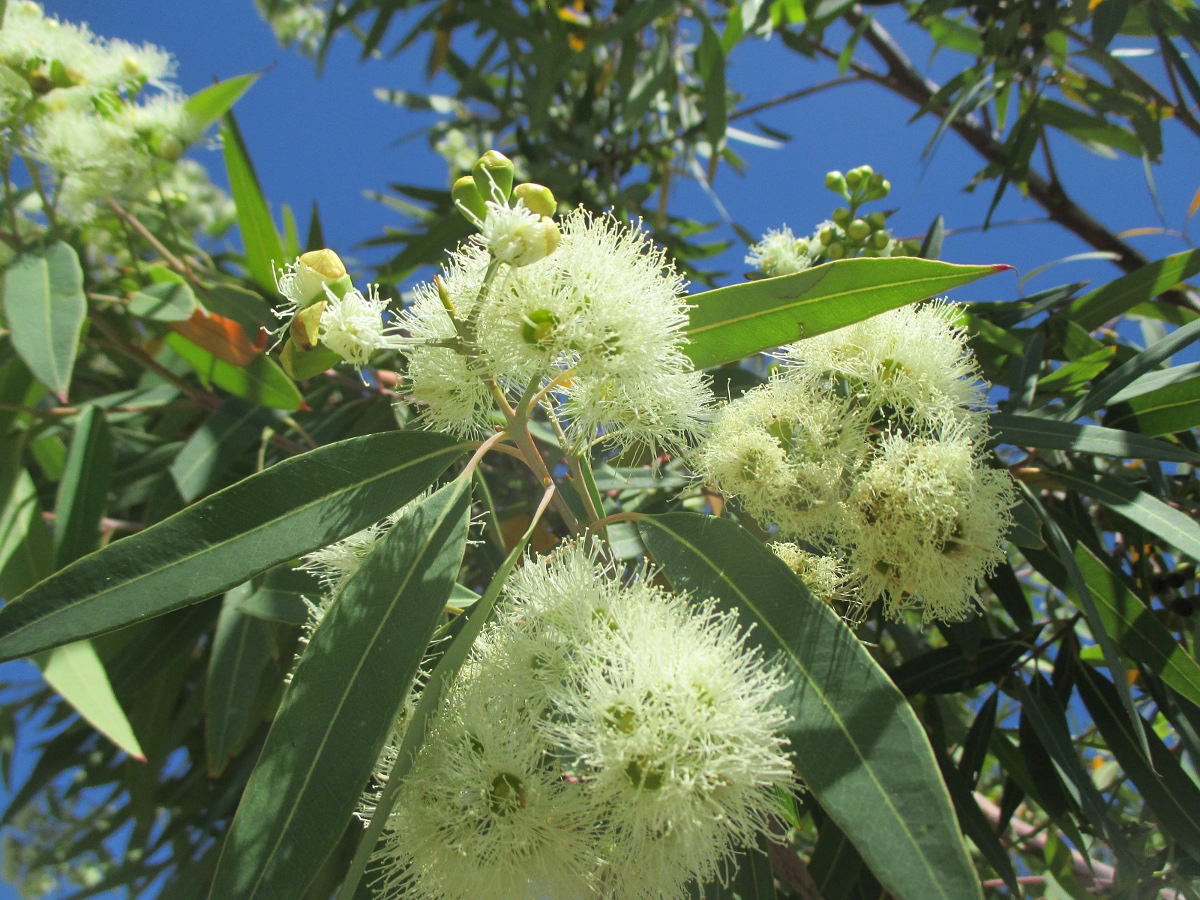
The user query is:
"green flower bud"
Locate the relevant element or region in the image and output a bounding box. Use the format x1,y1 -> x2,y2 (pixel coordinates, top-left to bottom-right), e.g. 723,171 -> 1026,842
832,207 -> 851,226
845,169 -> 862,189
847,218 -> 871,241
856,165 -> 874,180
795,237 -> 810,256
825,170 -> 848,196
827,241 -> 846,260
290,300 -> 326,351
451,175 -> 487,223
871,230 -> 891,250
521,308 -> 560,345
867,172 -> 885,191
512,182 -> 556,217
472,149 -> 515,202
869,179 -> 891,200
155,133 -> 184,162
818,226 -> 836,246
867,211 -> 887,230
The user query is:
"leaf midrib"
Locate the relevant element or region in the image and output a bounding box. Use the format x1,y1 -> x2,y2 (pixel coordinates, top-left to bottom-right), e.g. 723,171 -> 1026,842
1,439 -> 470,648
238,480 -> 467,900
640,517 -> 959,900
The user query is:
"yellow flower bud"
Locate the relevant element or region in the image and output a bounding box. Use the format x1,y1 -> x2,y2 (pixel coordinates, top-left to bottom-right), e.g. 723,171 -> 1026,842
290,300 -> 326,351
512,182 -> 557,217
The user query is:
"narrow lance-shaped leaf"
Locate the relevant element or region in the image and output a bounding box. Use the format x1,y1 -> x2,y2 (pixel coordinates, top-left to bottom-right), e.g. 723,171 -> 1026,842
2,241 -> 87,400
39,640 -> 145,761
1025,543 -> 1200,711
685,257 -> 1009,369
165,332 -> 302,412
208,477 -> 472,900
1051,468 -> 1200,563
1068,247 -> 1200,331
637,513 -> 982,900
1075,664 -> 1200,862
991,412 -> 1199,463
335,485 -> 557,900
222,109 -> 286,294
206,582 -> 277,777
54,405 -> 113,567
0,431 -> 471,662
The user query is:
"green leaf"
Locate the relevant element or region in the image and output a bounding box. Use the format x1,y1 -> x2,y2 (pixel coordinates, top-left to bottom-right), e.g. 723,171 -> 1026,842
1091,0 -> 1129,47
1068,248 -> 1200,332
1007,675 -> 1135,867
0,431 -> 470,662
199,283 -> 273,334
39,640 -> 144,760
128,282 -> 198,322
1105,374 -> 1200,437
334,485 -> 552,900
2,241 -> 86,400
184,72 -> 259,134
222,109 -> 286,294
1035,346 -> 1115,395
1064,313 -> 1200,421
889,630 -> 1042,696
206,583 -> 277,777
637,513 -> 982,900
0,464 -> 38,577
1075,664 -> 1200,862
169,399 -> 277,502
209,478 -> 471,900
165,332 -> 302,411
1051,469 -> 1200,562
695,16 -> 727,153
991,412 -> 1199,463
54,405 -> 113,567
1028,544 -> 1200,711
684,257 -> 1007,369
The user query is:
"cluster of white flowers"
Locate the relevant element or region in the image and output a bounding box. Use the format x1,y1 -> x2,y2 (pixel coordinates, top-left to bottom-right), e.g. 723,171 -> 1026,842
745,224 -> 822,276
0,2 -> 198,223
367,541 -> 794,900
696,301 -> 1016,623
398,199 -> 713,455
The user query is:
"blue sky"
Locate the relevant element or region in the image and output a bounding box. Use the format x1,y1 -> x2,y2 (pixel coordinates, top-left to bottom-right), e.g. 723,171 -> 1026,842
39,1 -> 1200,306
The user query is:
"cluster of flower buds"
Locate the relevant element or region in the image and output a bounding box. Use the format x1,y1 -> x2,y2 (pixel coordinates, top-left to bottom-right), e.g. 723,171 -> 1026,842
273,248 -> 395,377
451,150 -> 561,268
744,166 -> 921,277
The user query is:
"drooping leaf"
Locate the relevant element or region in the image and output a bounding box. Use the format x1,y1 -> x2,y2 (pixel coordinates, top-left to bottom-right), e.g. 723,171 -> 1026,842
637,513 -> 982,900
1026,544 -> 1200,710
2,241 -> 87,400
208,478 -> 471,900
206,583 -> 278,777
684,257 -> 1008,369
333,485 -> 555,900
39,640 -> 144,760
0,431 -> 470,662
169,399 -> 278,502
1075,664 -> 1200,862
1105,374 -> 1200,437
991,412 -> 1199,463
54,405 -> 113,567
1051,469 -> 1200,562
